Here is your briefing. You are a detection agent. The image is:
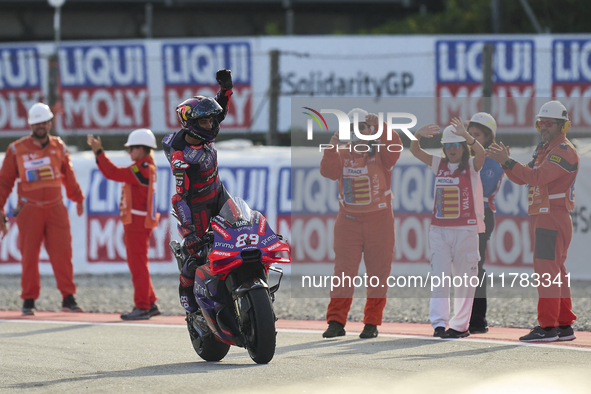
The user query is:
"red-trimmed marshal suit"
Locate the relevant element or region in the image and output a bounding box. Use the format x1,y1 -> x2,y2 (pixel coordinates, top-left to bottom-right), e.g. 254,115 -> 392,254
320,130 -> 402,327
503,134 -> 578,328
96,152 -> 160,310
0,135 -> 85,301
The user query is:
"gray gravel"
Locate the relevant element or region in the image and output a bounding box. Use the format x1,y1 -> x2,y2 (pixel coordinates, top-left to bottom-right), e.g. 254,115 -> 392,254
1,273 -> 590,331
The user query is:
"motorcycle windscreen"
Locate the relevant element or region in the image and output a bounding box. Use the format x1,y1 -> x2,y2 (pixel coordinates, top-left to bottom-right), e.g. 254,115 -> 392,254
217,196 -> 252,226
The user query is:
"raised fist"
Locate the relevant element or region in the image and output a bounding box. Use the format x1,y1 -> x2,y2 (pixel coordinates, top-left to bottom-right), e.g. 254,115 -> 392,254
216,69 -> 233,90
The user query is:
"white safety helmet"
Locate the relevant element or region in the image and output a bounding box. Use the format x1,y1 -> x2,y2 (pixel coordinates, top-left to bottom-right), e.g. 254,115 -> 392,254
348,108 -> 368,124
124,128 -> 157,149
440,125 -> 466,143
537,100 -> 569,120
469,112 -> 497,137
28,103 -> 54,125
536,101 -> 571,134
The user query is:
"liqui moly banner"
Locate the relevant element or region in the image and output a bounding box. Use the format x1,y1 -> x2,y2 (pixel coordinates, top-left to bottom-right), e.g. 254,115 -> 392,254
57,43 -> 150,133
0,147 -> 288,274
0,146 -> 590,277
3,34 -> 591,134
435,38 -> 536,129
285,149 -> 591,280
161,41 -> 253,132
552,38 -> 591,131
0,46 -> 43,135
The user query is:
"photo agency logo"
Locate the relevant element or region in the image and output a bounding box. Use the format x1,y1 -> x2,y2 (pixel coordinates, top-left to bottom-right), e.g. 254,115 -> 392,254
302,107 -> 418,152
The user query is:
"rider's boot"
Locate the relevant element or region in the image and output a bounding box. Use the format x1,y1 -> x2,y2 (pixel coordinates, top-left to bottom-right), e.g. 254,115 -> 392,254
179,275 -> 200,313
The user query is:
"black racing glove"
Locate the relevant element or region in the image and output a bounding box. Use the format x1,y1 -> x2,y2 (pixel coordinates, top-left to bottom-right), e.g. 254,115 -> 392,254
184,233 -> 202,256
216,69 -> 233,90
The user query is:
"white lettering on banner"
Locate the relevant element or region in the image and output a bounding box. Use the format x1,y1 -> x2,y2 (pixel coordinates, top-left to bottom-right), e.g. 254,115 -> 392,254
437,40 -> 533,83
89,218 -> 119,259
230,45 -> 249,83
0,93 -> 22,129
0,49 -> 39,88
87,216 -> 171,261
230,88 -> 249,125
286,168 -> 344,214
164,46 -> 187,83
64,90 -> 89,126
554,86 -> 591,126
91,90 -> 115,127
492,219 -> 533,265
290,168 -> 341,214
0,223 -> 51,263
554,41 -> 591,82
149,217 -> 169,259
189,46 -> 216,83
59,46 -> 145,86
291,217 -> 335,261
0,224 -> 21,261
0,90 -> 42,129
219,168 -> 267,211
126,90 -> 148,125
397,217 -> 430,261
438,86 -> 534,127
163,44 -> 250,84
8,91 -> 26,128
286,213 -> 535,266
63,89 -> 147,128
85,47 -> 111,85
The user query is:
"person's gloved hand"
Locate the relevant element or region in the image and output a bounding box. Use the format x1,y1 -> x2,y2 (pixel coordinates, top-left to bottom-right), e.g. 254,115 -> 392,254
216,69 -> 233,90
184,233 -> 203,256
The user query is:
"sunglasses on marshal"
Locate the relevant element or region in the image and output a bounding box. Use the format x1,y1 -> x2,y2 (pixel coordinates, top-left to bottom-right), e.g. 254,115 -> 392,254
536,120 -> 561,128
443,142 -> 461,149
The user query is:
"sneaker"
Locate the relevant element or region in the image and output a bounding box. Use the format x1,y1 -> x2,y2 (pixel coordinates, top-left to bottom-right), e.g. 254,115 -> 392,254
149,304 -> 161,317
61,294 -> 83,313
446,328 -> 470,338
519,326 -> 559,342
359,324 -> 378,338
556,325 -> 576,341
433,326 -> 448,338
22,299 -> 35,316
469,326 -> 489,334
121,307 -> 151,321
322,321 -> 346,338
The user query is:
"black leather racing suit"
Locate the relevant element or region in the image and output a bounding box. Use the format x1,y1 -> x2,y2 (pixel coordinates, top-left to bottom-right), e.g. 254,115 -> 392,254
163,88 -> 232,312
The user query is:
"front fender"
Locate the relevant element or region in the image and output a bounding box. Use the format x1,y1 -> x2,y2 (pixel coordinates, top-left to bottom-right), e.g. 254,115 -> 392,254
234,278 -> 269,298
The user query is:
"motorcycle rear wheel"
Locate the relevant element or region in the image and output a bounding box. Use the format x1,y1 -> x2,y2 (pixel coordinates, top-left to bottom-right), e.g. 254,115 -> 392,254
187,315 -> 230,362
245,287 -> 276,364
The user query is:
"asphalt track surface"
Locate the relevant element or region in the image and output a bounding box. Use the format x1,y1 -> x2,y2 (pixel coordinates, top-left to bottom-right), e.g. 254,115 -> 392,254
1,312 -> 591,394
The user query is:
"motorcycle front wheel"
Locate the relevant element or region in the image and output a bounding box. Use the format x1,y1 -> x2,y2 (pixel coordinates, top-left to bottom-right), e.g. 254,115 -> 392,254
187,315 -> 230,362
244,287 -> 276,364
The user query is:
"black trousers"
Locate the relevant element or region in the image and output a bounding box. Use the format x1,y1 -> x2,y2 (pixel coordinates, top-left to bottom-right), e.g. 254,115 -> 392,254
470,207 -> 495,329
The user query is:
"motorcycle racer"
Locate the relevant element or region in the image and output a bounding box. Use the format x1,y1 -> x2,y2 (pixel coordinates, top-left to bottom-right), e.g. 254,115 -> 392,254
163,69 -> 234,313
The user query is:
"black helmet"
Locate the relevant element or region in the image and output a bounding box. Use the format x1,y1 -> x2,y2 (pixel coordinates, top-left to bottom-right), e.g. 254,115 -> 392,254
175,96 -> 223,142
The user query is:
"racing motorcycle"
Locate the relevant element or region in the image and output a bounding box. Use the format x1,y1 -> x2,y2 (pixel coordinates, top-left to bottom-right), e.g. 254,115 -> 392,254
169,197 -> 290,364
